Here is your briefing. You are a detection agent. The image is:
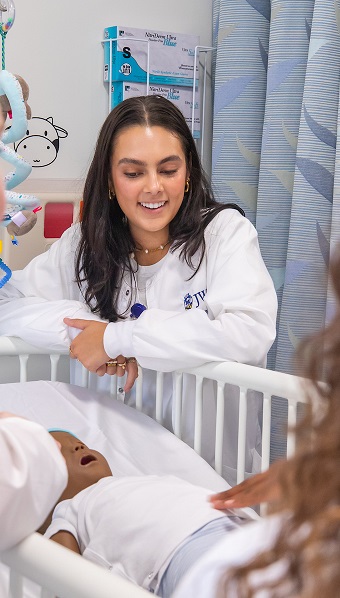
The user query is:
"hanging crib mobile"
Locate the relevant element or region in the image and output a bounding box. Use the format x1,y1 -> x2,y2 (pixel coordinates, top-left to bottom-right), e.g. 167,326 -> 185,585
0,0 -> 40,288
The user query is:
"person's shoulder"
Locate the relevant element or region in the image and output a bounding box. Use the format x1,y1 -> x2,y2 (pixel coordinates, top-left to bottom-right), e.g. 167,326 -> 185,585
53,223 -> 81,255
60,222 -> 81,242
205,207 -> 252,238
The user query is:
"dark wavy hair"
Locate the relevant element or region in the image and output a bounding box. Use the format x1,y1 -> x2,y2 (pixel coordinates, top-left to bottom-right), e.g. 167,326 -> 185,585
75,95 -> 243,321
219,247 -> 340,597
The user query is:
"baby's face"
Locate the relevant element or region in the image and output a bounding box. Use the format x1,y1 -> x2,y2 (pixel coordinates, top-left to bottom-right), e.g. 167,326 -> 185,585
50,431 -> 112,501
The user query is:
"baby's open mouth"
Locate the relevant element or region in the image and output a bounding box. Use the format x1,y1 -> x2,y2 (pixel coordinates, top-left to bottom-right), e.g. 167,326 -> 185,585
80,454 -> 97,466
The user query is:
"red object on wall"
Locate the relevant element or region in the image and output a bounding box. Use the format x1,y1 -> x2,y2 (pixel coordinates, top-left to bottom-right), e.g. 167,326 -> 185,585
44,202 -> 74,239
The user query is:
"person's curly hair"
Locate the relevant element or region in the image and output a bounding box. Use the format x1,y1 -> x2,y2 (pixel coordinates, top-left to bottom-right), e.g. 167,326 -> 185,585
218,247 -> 340,597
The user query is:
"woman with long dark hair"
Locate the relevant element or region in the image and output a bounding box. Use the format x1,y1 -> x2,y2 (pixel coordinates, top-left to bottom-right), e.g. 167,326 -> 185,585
0,96 -> 277,483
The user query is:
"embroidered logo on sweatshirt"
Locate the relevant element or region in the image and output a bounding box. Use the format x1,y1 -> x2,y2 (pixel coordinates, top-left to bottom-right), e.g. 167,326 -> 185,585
184,289 -> 207,310
184,293 -> 193,309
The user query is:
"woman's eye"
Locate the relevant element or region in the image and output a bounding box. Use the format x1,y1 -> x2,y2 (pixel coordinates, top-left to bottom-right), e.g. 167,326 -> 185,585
161,169 -> 177,176
125,172 -> 141,178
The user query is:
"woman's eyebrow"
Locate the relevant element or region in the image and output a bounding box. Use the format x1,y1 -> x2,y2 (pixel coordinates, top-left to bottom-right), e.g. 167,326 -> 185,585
158,155 -> 182,165
117,155 -> 182,167
118,158 -> 146,166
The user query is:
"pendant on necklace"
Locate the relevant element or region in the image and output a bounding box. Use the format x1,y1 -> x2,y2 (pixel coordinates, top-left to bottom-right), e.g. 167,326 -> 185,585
134,240 -> 170,255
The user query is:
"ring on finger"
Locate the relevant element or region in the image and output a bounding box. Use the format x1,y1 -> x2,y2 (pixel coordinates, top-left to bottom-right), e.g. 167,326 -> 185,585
126,357 -> 137,364
106,360 -> 118,367
117,361 -> 127,370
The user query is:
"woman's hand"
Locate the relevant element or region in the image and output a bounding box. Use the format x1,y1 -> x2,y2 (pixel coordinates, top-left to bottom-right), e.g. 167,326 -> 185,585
103,355 -> 139,392
209,460 -> 284,510
65,318 -> 138,391
65,318 -> 110,371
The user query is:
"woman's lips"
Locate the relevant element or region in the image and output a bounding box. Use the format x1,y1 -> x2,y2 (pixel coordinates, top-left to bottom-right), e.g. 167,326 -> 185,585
139,201 -> 166,212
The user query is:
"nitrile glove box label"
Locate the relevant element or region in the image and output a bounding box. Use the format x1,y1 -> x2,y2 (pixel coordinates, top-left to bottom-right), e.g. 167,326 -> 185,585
110,82 -> 200,138
103,25 -> 199,87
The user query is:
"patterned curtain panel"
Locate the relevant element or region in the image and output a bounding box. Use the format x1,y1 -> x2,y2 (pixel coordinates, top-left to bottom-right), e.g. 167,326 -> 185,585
212,0 -> 340,459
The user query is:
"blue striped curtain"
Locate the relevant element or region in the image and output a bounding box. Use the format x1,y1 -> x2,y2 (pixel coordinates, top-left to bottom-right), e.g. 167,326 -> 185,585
212,0 -> 340,459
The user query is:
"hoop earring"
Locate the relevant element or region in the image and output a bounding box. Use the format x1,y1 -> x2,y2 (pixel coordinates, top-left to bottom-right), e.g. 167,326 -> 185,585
184,178 -> 190,194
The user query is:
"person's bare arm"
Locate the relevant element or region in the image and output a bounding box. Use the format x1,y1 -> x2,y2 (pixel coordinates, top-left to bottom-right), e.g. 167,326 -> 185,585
209,460 -> 284,509
50,530 -> 81,554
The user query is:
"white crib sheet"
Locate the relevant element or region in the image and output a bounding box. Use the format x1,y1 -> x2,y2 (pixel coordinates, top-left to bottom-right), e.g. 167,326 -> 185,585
0,380 -> 229,491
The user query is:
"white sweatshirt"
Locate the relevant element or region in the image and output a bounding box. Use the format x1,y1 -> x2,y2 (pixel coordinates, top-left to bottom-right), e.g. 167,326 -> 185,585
0,209 -> 276,364
0,209 -> 277,482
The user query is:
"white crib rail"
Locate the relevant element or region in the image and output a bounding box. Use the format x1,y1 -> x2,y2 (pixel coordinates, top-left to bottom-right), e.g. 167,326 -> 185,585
176,361 -> 305,480
0,336 -> 65,383
1,532 -> 149,598
0,336 -> 306,481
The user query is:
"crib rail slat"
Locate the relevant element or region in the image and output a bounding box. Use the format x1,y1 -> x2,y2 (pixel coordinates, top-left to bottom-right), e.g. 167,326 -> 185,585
9,569 -> 23,598
109,373 -> 118,399
193,375 -> 203,455
261,392 -> 272,472
18,354 -> 29,383
155,371 -> 164,424
236,387 -> 248,484
173,371 -> 183,438
287,398 -> 298,457
135,366 -> 143,411
215,382 -> 225,476
80,365 -> 89,388
49,354 -> 60,382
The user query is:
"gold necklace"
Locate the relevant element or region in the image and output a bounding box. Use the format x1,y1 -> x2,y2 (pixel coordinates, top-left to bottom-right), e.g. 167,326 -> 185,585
133,239 -> 171,255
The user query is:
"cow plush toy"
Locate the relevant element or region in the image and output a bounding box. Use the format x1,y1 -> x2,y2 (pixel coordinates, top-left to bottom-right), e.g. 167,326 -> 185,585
0,72 -> 31,120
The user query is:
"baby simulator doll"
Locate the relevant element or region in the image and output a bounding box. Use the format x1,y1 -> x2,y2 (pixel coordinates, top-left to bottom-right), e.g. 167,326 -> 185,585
41,431 -> 247,597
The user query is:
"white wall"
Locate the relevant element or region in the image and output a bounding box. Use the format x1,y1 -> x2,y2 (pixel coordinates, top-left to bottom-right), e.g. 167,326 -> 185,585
4,0 -> 213,192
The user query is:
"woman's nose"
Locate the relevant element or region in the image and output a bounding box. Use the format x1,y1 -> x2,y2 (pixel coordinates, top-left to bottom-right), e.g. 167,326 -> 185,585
144,172 -> 163,195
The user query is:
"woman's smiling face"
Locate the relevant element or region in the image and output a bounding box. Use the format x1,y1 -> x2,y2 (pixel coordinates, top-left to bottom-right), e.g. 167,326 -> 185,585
110,125 -> 188,246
